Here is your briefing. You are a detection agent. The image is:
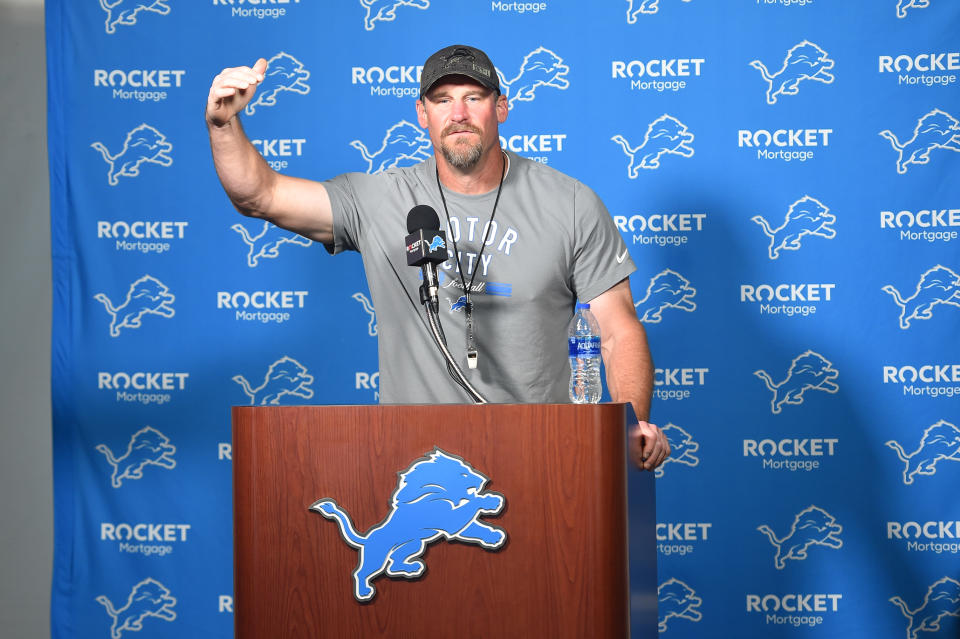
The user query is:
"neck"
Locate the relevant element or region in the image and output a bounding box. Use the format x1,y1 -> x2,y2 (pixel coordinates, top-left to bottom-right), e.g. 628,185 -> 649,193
436,148 -> 506,195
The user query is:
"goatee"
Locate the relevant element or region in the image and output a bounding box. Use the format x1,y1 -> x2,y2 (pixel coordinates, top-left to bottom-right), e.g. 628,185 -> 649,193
440,139 -> 483,170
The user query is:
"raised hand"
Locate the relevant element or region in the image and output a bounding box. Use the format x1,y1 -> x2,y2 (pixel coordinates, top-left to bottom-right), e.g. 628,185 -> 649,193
205,58 -> 267,127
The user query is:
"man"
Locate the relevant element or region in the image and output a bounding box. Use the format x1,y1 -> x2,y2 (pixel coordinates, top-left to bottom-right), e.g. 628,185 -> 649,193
206,45 -> 669,471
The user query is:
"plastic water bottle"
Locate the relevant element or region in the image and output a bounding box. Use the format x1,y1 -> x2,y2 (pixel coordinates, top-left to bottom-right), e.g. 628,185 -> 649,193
568,302 -> 602,404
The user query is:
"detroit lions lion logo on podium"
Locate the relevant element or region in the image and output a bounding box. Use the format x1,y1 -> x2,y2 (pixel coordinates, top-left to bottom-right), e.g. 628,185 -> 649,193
311,448 -> 506,602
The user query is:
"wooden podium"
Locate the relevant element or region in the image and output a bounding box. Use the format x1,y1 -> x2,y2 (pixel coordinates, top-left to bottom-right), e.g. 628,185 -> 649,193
233,403 -> 654,638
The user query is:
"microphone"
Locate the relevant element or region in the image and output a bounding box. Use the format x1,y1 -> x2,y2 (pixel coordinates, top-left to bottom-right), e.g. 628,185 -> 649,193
405,205 -> 448,312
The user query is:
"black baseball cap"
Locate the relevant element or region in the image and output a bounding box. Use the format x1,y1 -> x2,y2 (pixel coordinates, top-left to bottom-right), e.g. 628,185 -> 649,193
420,45 -> 500,99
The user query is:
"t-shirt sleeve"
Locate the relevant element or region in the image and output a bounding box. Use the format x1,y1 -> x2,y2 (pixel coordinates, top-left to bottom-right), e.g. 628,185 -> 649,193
322,172 -> 364,255
571,181 -> 636,303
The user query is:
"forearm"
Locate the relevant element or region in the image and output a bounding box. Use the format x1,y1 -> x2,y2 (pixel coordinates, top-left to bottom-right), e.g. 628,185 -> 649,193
602,320 -> 654,421
207,116 -> 278,218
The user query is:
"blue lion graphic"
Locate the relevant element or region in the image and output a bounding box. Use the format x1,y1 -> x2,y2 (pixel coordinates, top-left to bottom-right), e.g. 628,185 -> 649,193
658,578 -> 703,631
311,448 -> 506,601
495,47 -> 570,110
626,0 -> 692,21
752,195 -> 836,260
232,356 -> 315,405
94,275 -> 175,337
244,52 -> 310,116
887,420 -> 960,485
360,0 -> 430,31
656,423 -> 700,478
754,350 -> 839,414
749,41 -> 835,105
99,0 -> 170,34
611,115 -> 695,176
450,295 -> 468,313
634,269 -> 697,323
879,109 -> 960,174
350,120 -> 432,174
428,235 -> 445,252
96,578 -> 177,639
96,426 -> 176,488
91,124 -> 173,186
231,220 -> 312,267
757,505 -> 843,569
882,265 -> 960,329
890,577 -> 960,639
897,0 -> 931,19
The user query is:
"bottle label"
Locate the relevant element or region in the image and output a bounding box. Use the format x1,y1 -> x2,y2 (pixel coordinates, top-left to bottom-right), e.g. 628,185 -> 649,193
568,336 -> 600,357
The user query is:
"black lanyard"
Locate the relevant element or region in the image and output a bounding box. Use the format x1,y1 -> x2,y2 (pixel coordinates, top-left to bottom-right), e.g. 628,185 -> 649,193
434,152 -> 507,369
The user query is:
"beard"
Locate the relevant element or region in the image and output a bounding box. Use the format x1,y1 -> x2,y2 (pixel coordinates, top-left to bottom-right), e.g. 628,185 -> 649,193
439,125 -> 484,170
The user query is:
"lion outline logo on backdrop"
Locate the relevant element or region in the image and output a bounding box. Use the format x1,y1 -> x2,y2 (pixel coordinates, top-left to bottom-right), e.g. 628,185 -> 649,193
495,47 -> 570,110
94,275 -> 175,337
350,120 -> 432,174
244,52 -> 310,116
231,221 -> 312,267
311,448 -> 506,601
879,109 -> 960,174
749,41 -> 836,105
634,269 -> 697,323
897,0 -> 932,19
233,356 -> 315,405
754,350 -> 839,414
91,124 -> 172,186
96,578 -> 177,639
96,426 -> 176,488
887,420 -> 960,485
752,196 -> 836,260
658,578 -> 703,631
882,265 -> 960,329
626,0 -> 692,21
656,424 -> 700,478
611,115 -> 695,176
99,0 -> 170,34
360,0 -> 430,31
890,577 -> 960,639
757,505 -> 843,569
353,292 -> 378,336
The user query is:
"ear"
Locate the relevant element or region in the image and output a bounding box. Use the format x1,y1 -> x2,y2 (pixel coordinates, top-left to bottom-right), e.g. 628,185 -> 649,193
416,99 -> 429,129
496,93 -> 508,124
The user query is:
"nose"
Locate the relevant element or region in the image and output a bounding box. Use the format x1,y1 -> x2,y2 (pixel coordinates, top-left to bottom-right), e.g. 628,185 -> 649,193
450,98 -> 469,122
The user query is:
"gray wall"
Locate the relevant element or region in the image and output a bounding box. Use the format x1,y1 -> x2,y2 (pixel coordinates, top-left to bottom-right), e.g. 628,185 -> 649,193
0,0 -> 53,637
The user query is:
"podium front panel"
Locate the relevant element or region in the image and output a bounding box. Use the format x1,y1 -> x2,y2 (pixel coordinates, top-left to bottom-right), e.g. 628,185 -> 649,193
233,403 -> 631,638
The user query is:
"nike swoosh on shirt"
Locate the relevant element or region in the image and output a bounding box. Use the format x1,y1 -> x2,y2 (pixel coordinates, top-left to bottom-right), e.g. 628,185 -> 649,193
616,249 -> 629,264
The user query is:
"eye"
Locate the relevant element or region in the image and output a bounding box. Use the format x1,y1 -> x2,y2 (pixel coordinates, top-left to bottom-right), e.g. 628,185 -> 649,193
460,473 -> 468,478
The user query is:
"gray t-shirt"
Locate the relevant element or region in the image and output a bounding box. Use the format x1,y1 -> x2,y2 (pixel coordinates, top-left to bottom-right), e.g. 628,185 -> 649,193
324,151 -> 635,404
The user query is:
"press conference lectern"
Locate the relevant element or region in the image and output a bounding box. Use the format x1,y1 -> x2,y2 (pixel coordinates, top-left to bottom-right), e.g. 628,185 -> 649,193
232,403 -> 655,638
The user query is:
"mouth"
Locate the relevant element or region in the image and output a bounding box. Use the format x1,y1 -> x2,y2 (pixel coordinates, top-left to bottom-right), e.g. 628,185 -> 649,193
443,126 -> 481,140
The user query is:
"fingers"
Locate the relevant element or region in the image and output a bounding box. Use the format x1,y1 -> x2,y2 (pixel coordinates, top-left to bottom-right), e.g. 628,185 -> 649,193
205,60 -> 267,126
630,422 -> 671,472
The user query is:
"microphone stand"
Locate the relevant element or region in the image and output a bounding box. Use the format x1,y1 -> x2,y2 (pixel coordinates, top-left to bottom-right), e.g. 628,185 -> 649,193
420,278 -> 487,404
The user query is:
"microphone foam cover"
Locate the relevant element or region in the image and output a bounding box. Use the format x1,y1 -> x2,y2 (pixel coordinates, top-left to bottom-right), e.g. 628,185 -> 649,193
407,204 -> 441,233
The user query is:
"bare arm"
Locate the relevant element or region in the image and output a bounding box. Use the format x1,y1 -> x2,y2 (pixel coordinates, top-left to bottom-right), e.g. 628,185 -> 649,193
588,278 -> 670,471
206,58 -> 333,244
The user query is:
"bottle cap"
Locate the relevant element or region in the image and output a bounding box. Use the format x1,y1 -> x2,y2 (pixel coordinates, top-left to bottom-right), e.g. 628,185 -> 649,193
576,302 -> 590,310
